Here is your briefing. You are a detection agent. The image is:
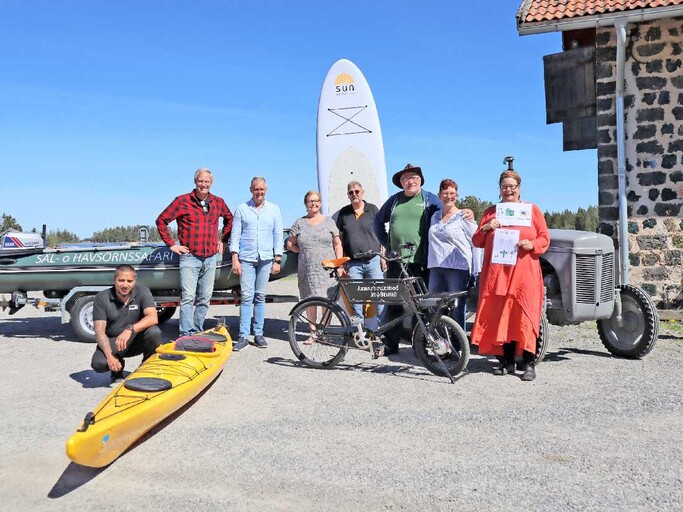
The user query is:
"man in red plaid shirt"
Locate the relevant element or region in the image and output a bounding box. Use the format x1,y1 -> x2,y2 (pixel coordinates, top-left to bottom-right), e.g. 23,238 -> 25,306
156,168 -> 233,336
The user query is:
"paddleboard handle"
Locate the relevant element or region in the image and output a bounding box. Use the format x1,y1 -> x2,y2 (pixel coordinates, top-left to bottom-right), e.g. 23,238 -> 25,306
77,411 -> 95,432
503,156 -> 514,171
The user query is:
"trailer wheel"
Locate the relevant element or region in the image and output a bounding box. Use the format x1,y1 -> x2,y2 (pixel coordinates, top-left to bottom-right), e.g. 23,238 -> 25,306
597,284 -> 659,358
156,306 -> 177,323
70,295 -> 96,343
534,311 -> 549,365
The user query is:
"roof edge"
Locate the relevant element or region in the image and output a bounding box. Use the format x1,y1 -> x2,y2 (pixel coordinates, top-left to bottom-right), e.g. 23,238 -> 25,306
517,6 -> 683,35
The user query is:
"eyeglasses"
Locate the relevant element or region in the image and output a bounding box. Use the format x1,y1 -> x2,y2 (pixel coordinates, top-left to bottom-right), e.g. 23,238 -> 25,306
500,184 -> 519,190
306,200 -> 321,204
347,190 -> 362,196
400,175 -> 421,183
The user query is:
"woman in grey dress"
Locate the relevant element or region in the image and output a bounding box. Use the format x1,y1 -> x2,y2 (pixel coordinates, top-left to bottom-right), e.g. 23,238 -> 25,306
287,190 -> 343,343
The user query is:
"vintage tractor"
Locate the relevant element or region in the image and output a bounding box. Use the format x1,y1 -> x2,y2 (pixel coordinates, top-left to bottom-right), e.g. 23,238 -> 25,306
468,157 -> 659,363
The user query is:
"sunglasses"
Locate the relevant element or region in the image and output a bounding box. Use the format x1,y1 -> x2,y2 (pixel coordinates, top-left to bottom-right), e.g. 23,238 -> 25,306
347,190 -> 362,196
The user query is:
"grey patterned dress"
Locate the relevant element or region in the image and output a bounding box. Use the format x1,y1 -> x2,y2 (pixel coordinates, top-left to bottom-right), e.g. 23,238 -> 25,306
290,216 -> 339,299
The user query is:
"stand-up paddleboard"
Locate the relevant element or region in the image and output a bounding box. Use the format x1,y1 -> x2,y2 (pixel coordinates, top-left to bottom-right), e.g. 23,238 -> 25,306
317,59 -> 388,215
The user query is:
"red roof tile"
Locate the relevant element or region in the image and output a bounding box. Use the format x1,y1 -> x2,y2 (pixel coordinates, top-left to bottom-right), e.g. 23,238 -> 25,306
518,0 -> 683,24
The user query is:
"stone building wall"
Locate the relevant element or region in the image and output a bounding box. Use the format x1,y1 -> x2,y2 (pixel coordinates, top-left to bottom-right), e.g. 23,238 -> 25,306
595,16 -> 683,310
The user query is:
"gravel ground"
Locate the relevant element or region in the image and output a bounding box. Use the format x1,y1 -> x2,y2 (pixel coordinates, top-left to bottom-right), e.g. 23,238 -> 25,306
1,276 -> 682,511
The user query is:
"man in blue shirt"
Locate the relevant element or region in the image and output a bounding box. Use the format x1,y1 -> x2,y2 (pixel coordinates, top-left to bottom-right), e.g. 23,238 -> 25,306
229,177 -> 284,350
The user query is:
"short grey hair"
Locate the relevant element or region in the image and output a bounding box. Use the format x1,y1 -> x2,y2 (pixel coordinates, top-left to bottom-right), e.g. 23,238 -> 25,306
347,180 -> 363,191
250,176 -> 267,188
194,168 -> 213,181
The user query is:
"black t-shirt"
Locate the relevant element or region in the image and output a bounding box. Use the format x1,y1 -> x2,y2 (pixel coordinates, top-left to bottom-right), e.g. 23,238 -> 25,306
336,201 -> 381,260
92,284 -> 156,338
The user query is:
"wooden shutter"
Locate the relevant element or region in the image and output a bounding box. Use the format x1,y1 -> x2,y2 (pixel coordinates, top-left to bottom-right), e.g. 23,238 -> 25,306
543,46 -> 596,124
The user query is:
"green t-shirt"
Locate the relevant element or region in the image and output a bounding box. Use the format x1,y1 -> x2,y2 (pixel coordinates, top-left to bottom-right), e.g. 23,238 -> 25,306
389,192 -> 424,263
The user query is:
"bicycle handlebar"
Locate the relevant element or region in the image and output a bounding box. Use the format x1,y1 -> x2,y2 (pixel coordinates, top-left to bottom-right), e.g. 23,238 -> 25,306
353,243 -> 416,263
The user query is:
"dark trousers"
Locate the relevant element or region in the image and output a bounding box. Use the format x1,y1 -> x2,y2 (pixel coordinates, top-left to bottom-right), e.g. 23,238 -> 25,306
91,325 -> 163,373
383,261 -> 430,351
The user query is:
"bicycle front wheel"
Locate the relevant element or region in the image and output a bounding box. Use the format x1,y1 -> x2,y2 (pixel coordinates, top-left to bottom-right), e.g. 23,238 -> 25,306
413,315 -> 470,378
288,297 -> 350,369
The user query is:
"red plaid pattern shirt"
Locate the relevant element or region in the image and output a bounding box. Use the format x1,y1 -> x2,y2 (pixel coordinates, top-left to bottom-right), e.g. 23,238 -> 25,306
156,190 -> 233,258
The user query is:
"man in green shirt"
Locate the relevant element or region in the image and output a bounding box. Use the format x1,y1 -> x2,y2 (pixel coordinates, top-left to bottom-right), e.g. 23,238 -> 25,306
374,164 -> 474,355
374,164 -> 442,355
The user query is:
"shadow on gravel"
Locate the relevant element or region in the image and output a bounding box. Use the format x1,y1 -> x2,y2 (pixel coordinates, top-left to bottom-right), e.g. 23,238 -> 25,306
556,347 -> 612,359
0,316 -> 73,342
49,376 -> 220,498
70,369 -> 130,388
265,356 -> 463,384
262,319 -> 290,341
47,463 -> 104,499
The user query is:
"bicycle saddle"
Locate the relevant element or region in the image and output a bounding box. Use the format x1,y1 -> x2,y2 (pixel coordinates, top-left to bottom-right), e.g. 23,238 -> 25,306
321,257 -> 351,269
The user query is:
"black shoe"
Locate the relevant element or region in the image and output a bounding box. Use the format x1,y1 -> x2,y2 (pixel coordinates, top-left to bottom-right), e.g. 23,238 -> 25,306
233,336 -> 249,351
521,365 -> 536,381
493,362 -> 516,376
110,370 -> 125,382
254,335 -> 268,348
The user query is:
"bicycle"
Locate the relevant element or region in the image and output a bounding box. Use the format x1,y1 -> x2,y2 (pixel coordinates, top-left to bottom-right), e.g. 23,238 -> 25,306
287,248 -> 470,383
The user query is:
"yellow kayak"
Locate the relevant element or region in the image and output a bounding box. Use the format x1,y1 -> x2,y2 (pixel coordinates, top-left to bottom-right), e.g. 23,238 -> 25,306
66,325 -> 232,468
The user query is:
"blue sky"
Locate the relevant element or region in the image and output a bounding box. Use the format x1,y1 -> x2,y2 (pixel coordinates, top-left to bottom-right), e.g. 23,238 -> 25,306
1,1 -> 597,239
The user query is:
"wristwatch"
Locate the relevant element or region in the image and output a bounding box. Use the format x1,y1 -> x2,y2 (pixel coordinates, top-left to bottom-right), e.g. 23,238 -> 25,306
274,257 -> 282,264
126,324 -> 135,334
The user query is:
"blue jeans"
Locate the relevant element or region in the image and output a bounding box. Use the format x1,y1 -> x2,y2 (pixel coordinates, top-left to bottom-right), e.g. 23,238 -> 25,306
179,253 -> 217,336
346,255 -> 385,330
428,267 -> 470,330
239,259 -> 272,338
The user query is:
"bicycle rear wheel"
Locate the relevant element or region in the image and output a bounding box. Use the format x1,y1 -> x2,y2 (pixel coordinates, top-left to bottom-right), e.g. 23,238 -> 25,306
288,297 -> 350,369
413,315 -> 470,378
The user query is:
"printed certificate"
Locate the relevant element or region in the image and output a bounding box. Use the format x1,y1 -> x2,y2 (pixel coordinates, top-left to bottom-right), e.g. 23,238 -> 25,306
495,202 -> 532,227
491,229 -> 519,265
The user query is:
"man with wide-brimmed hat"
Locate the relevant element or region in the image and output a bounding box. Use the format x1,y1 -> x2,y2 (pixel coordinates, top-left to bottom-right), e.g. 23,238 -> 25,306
373,163 -> 441,356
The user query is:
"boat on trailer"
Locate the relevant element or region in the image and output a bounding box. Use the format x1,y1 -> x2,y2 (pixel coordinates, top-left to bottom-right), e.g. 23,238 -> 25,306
0,229 -> 298,341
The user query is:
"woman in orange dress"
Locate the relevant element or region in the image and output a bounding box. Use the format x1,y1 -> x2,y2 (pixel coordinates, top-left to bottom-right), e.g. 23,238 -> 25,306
471,169 -> 549,381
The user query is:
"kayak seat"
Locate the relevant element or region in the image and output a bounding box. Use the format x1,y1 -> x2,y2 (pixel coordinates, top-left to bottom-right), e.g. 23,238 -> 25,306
174,336 -> 216,353
192,332 -> 227,343
124,377 -> 172,392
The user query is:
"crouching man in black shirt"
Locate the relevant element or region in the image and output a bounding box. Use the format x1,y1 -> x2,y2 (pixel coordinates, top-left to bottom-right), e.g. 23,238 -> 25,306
91,264 -> 163,381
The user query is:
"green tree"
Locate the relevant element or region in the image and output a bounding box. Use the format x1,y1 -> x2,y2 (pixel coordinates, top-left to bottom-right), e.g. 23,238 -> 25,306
46,229 -> 80,247
89,224 -> 176,243
458,195 -> 494,223
1,213 -> 22,232
544,206 -> 599,231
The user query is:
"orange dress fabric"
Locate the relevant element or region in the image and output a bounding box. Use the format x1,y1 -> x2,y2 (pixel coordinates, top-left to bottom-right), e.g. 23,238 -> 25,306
471,203 -> 550,356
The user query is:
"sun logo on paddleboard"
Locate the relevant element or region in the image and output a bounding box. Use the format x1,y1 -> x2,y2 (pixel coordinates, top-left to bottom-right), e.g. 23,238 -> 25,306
334,73 -> 355,94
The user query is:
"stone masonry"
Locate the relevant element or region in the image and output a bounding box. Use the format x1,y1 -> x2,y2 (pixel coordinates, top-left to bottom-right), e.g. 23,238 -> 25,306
596,17 -> 683,310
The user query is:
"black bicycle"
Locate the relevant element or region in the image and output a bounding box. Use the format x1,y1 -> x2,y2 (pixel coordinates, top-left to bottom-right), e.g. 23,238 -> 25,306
287,249 -> 470,383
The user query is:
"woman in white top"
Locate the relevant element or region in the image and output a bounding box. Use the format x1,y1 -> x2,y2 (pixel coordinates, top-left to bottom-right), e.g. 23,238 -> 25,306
427,179 -> 477,329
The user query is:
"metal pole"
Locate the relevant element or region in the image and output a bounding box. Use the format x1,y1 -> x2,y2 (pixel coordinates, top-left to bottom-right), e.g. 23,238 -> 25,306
615,18 -> 629,285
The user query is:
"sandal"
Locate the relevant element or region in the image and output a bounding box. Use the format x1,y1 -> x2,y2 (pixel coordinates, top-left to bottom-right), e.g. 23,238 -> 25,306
302,337 -> 316,345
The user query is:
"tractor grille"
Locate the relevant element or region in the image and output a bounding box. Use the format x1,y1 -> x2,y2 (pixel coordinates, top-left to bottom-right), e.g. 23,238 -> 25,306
600,253 -> 614,303
575,255 -> 596,304
575,253 -> 614,305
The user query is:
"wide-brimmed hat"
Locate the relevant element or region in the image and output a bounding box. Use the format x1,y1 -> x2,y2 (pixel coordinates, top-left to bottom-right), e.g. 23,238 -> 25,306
392,163 -> 424,188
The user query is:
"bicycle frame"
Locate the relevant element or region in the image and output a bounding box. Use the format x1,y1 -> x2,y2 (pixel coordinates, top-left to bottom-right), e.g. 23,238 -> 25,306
288,247 -> 469,383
